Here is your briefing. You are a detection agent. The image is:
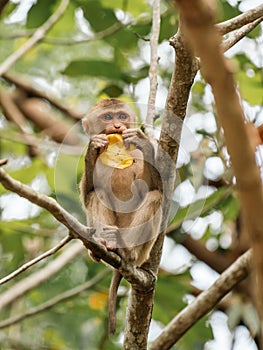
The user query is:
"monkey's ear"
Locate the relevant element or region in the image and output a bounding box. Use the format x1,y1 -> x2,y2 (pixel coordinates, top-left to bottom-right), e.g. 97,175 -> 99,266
82,117 -> 89,134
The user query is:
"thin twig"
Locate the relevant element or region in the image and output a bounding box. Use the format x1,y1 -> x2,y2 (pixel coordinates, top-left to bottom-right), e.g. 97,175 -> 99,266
0,241 -> 84,310
145,0 -> 161,137
0,0 -> 69,76
0,235 -> 72,286
216,3 -> 263,35
222,17 -> 263,52
42,21 -> 126,45
0,21 -> 127,45
0,269 -> 110,329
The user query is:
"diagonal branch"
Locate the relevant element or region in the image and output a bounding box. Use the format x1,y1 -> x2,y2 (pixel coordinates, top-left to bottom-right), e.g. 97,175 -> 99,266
216,3 -> 263,35
0,166 -> 155,290
0,0 -> 69,76
222,17 -> 263,52
150,250 -> 251,350
0,235 -> 72,286
2,73 -> 83,120
0,269 -> 110,329
0,241 -> 84,310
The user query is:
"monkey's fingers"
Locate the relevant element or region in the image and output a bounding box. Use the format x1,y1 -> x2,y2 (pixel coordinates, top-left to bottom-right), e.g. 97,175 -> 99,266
123,128 -> 146,139
101,226 -> 119,250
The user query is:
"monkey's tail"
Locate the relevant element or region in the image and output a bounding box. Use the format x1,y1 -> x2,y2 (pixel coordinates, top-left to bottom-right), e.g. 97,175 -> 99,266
108,270 -> 122,335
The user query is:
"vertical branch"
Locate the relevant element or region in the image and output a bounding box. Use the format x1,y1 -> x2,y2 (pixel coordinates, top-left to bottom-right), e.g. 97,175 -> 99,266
0,0 -> 69,76
123,16 -> 199,350
157,23 -> 199,228
145,0 -> 161,137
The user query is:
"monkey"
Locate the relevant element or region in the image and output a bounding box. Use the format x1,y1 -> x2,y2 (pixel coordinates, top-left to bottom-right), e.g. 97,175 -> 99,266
79,98 -> 163,334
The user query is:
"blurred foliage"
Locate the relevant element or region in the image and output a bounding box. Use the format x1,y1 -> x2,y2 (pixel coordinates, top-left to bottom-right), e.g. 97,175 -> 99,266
0,0 -> 262,349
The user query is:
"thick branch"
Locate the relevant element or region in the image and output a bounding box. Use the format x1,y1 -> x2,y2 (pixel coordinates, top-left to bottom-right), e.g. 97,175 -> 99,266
0,0 -> 69,76
150,250 -> 251,350
176,0 -> 263,342
0,235 -> 72,285
0,269 -> 110,329
216,3 -> 263,35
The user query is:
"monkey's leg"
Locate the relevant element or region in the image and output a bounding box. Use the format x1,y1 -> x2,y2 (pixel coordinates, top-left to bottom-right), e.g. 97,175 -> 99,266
117,190 -> 163,266
86,190 -> 120,253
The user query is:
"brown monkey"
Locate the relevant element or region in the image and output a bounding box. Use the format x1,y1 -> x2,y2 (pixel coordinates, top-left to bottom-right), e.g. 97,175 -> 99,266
80,98 -> 162,334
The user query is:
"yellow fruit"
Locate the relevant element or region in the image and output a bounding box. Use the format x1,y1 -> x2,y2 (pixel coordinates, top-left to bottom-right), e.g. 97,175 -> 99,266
99,134 -> 134,169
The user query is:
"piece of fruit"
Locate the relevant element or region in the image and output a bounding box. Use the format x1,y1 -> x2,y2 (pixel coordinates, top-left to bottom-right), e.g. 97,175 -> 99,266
99,134 -> 134,169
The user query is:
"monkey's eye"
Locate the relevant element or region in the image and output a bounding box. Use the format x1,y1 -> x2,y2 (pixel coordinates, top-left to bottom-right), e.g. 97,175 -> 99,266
118,113 -> 128,120
102,113 -> 113,121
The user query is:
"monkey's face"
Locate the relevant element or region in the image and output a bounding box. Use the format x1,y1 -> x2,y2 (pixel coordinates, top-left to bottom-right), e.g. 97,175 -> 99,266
100,110 -> 130,135
82,100 -> 137,136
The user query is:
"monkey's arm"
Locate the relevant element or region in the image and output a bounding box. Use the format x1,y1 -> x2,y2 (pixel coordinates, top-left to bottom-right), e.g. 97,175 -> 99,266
123,128 -> 161,191
80,134 -> 108,206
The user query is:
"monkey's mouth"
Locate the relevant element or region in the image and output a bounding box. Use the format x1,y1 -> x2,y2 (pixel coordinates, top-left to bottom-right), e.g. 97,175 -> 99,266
106,128 -> 126,134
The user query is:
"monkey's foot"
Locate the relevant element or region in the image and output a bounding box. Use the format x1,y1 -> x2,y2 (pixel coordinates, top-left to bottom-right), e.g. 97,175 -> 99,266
98,225 -> 119,251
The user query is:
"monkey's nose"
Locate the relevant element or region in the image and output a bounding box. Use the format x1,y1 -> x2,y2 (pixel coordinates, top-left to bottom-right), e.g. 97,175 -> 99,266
114,123 -> 121,129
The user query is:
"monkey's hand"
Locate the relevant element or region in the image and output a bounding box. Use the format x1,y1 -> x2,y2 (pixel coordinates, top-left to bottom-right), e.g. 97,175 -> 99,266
123,128 -> 154,162
89,134 -> 109,156
122,128 -> 148,147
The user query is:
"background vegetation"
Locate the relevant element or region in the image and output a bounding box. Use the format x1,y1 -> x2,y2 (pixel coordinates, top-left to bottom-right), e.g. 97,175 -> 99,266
0,0 -> 262,349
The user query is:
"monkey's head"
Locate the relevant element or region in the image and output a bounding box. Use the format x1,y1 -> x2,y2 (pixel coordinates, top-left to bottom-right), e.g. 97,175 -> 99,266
82,98 -> 137,135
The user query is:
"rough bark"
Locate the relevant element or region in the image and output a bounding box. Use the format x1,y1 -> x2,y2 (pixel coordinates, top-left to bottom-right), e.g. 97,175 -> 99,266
175,0 -> 263,344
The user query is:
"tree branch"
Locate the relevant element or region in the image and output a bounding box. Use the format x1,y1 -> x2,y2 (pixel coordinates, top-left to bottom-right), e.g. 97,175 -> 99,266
0,235 -> 72,286
0,269 -> 110,329
0,166 -> 155,291
145,0 -> 161,137
222,17 -> 263,52
0,0 -> 69,76
150,250 -> 251,350
216,3 -> 263,35
2,73 -> 83,120
124,18 -> 200,350
175,0 -> 263,344
0,241 -> 84,310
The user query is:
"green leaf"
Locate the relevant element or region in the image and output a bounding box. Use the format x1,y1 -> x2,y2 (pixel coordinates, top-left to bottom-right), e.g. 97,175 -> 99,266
0,2 -> 18,18
153,272 -> 191,324
247,25 -> 262,39
101,0 -> 151,17
236,69 -> 263,105
77,0 -> 117,32
101,84 -> 123,97
218,0 -> 240,21
26,0 -> 58,29
62,60 -> 128,80
159,13 -> 177,42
